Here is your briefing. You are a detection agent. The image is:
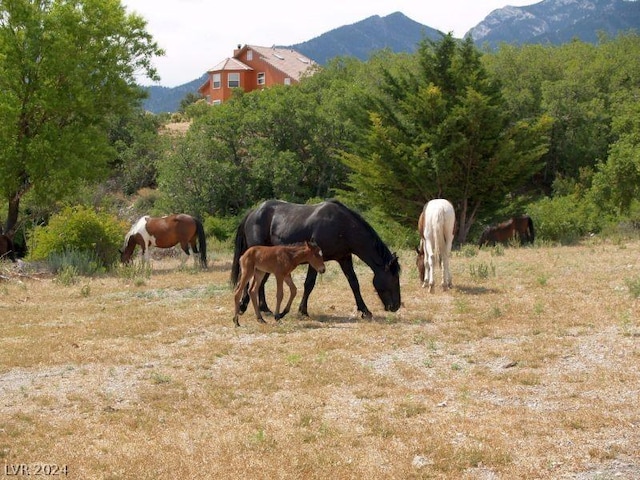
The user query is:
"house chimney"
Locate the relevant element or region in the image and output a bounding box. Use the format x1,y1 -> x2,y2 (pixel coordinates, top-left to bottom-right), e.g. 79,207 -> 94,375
234,44 -> 242,56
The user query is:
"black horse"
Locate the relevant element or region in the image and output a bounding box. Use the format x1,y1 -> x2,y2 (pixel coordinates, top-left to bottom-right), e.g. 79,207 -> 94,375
231,199 -> 401,319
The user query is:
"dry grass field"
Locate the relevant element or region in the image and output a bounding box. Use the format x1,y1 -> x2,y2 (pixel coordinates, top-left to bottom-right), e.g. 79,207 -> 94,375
1,238 -> 639,479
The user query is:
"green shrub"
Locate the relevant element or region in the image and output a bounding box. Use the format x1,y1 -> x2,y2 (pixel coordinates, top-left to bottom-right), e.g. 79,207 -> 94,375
203,215 -> 239,242
360,206 -> 417,251
527,195 -> 601,244
29,206 -> 126,269
458,244 -> 478,258
48,250 -> 103,276
626,276 -> 640,298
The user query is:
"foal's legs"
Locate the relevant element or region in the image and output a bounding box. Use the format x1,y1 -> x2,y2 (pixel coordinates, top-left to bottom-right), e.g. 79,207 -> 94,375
275,274 -> 297,321
233,266 -> 252,326
249,271 -> 267,324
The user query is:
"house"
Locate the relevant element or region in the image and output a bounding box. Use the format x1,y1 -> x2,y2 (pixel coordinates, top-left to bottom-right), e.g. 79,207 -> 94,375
198,44 -> 317,104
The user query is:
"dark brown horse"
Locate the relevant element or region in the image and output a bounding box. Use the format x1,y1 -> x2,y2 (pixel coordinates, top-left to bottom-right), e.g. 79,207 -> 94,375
120,214 -> 207,268
478,215 -> 535,247
233,241 -> 326,326
0,234 -> 16,262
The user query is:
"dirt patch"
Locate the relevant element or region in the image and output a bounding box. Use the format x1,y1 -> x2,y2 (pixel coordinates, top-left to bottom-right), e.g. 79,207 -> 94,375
1,241 -> 639,478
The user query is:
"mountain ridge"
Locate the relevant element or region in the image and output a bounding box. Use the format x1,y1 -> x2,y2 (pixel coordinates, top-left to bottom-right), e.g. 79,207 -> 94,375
144,1 -> 640,113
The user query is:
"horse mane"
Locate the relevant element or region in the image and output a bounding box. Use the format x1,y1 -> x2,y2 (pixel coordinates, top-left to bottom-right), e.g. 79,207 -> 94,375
326,199 -> 401,274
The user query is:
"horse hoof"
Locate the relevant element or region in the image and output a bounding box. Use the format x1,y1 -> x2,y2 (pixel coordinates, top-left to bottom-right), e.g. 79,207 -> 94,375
361,310 -> 373,320
257,317 -> 267,324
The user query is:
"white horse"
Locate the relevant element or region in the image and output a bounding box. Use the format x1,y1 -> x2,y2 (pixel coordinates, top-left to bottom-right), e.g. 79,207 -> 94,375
417,199 -> 455,292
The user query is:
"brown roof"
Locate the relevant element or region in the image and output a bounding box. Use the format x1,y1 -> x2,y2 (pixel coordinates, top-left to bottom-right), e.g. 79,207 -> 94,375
206,57 -> 253,73
239,45 -> 316,81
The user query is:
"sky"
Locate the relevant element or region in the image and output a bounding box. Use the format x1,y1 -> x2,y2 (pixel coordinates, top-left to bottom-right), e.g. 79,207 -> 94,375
121,0 -> 538,88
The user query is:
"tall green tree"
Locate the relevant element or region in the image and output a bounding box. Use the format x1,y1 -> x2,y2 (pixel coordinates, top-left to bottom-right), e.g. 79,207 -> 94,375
341,35 -> 551,243
589,89 -> 640,214
0,0 -> 162,233
157,60 -> 366,217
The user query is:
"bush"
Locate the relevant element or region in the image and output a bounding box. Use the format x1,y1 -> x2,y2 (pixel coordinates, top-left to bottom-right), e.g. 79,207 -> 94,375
527,195 -> 601,244
29,206 -> 126,269
48,250 -> 103,276
203,215 -> 239,242
360,206 -> 417,251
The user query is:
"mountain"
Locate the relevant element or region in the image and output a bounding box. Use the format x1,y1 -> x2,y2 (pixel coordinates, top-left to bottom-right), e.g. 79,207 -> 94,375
288,12 -> 442,65
142,74 -> 207,114
142,12 -> 434,113
470,0 -> 640,46
142,1 -> 640,113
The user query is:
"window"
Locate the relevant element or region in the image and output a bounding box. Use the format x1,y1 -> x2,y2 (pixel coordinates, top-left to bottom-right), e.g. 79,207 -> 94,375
228,72 -> 240,88
247,50 -> 253,61
257,72 -> 265,85
284,78 -> 291,86
212,73 -> 221,89
212,99 -> 222,105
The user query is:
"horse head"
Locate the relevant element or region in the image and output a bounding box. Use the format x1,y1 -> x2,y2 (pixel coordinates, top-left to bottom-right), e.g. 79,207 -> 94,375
305,240 -> 326,274
120,234 -> 136,263
478,227 -> 491,247
373,253 -> 401,312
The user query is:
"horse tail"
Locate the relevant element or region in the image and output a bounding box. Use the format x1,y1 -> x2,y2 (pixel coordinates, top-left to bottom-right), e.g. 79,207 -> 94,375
527,216 -> 535,244
433,210 -> 446,267
230,213 -> 249,287
195,218 -> 207,268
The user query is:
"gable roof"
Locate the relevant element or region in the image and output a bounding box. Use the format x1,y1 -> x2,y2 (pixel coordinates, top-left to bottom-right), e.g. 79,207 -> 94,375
206,57 -> 253,73
199,45 -> 318,95
238,44 -> 316,81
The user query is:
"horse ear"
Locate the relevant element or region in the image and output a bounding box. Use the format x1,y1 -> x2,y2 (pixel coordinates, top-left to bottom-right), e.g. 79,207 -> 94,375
386,253 -> 400,272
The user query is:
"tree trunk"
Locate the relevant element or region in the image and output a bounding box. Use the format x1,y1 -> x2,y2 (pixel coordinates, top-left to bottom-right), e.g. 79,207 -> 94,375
4,192 -> 22,236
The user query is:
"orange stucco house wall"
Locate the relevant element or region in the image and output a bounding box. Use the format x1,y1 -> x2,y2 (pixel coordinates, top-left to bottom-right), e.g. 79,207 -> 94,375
198,44 -> 316,104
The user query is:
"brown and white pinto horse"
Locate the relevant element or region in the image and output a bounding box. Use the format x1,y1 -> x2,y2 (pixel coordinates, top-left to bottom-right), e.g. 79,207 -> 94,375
478,215 -> 535,247
416,199 -> 455,292
233,241 -> 326,326
0,234 -> 16,262
120,214 -> 207,268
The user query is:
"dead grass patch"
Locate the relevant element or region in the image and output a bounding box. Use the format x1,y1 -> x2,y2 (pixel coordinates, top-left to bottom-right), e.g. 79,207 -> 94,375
1,242 -> 640,478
